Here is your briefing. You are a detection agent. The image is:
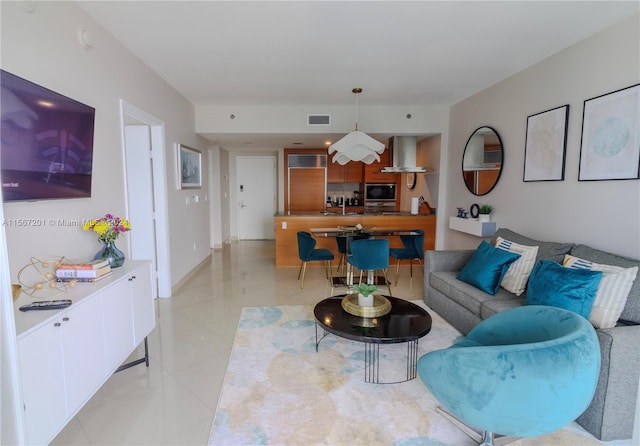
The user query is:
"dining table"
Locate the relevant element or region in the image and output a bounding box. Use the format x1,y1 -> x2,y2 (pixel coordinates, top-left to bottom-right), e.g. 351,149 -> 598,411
309,226 -> 420,288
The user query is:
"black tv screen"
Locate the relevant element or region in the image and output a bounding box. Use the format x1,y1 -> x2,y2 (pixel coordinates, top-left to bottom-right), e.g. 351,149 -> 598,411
1,70 -> 95,202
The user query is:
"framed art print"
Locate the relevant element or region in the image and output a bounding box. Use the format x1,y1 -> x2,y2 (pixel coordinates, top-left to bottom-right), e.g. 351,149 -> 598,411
177,144 -> 202,189
523,104 -> 569,182
579,84 -> 640,181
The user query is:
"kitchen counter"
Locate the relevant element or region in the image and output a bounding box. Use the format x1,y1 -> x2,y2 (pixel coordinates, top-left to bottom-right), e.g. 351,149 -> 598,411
275,211 -> 434,217
274,212 -> 436,267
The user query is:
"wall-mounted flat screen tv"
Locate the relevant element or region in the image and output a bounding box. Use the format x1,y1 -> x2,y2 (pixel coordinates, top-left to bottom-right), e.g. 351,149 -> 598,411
1,69 -> 95,202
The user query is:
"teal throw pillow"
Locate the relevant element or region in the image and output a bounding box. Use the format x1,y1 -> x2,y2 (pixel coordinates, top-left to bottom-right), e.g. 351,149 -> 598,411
458,241 -> 521,295
526,260 -> 603,319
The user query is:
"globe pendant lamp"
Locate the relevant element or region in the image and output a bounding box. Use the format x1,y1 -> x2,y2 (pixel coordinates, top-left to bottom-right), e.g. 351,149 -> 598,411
329,88 -> 385,165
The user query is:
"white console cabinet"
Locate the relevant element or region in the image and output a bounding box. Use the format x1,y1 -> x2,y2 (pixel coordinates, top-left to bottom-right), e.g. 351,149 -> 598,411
14,260 -> 155,445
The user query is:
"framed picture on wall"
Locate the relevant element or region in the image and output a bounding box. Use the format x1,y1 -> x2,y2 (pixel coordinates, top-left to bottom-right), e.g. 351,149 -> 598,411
579,84 -> 640,181
177,143 -> 202,189
523,104 -> 569,182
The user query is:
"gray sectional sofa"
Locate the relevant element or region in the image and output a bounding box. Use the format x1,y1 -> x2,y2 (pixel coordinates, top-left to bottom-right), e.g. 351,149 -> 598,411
423,228 -> 640,441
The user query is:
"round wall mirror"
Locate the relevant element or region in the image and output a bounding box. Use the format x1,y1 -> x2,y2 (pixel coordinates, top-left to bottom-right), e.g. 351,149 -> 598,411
462,126 -> 503,196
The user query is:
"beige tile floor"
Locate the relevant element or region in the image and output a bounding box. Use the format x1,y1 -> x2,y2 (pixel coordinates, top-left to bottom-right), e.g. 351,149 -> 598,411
52,240 -> 424,445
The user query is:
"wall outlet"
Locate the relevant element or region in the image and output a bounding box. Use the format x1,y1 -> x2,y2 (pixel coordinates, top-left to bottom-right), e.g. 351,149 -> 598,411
193,242 -> 197,252
281,221 -> 287,229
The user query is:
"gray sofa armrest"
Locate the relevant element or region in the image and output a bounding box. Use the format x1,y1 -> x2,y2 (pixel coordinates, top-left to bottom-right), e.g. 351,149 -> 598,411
577,324 -> 640,440
425,249 -> 475,274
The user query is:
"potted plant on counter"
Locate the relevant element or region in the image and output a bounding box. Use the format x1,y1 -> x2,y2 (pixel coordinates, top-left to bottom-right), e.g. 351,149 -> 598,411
479,204 -> 493,222
349,283 -> 380,307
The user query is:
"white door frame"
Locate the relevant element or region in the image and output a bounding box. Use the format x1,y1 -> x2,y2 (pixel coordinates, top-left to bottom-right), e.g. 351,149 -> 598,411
119,100 -> 172,298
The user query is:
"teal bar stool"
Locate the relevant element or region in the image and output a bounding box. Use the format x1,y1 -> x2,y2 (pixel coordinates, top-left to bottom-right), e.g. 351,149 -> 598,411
417,305 -> 601,446
347,238 -> 392,295
296,231 -> 334,289
389,229 -> 425,285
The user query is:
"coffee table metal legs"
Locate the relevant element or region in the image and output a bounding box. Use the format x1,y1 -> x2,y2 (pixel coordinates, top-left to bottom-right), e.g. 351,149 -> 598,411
315,322 -> 419,383
364,340 -> 419,384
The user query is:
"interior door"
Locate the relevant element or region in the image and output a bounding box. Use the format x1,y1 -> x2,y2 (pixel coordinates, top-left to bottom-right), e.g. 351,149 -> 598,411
237,156 -> 276,240
124,125 -> 158,298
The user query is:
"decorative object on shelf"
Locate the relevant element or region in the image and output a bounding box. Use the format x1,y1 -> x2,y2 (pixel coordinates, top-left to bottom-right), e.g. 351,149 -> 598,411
479,204 -> 493,222
469,203 -> 480,219
456,207 -> 468,218
92,241 -> 125,269
579,83 -> 640,181
84,213 -> 131,268
328,88 -> 385,165
462,126 -> 504,196
17,256 -> 69,298
177,143 -> 202,188
524,104 -> 569,182
341,293 -> 391,318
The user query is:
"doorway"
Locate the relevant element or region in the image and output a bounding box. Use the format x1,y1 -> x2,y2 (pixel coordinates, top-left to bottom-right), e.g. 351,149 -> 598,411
236,156 -> 276,240
120,100 -> 171,298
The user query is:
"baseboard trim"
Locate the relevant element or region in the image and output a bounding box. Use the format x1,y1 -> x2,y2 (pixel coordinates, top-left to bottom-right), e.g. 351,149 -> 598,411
171,253 -> 211,294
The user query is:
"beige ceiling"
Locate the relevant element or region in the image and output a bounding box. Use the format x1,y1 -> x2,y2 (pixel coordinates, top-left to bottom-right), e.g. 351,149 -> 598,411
77,1 -> 639,150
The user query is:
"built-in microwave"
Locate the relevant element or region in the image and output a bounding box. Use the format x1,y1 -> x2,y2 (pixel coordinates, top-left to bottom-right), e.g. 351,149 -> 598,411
364,183 -> 397,202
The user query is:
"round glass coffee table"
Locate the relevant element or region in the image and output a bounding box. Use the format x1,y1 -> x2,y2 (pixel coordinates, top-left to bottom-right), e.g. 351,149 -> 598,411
314,294 -> 432,384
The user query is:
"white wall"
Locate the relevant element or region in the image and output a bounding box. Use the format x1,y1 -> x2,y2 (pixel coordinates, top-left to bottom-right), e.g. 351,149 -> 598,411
444,13 -> 640,260
1,1 -> 211,286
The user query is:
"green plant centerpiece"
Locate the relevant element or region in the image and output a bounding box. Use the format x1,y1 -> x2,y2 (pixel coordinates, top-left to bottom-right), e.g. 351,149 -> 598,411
349,283 -> 380,307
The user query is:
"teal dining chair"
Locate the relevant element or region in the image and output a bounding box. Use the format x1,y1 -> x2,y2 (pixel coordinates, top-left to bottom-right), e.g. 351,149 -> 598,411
389,229 -> 425,285
296,231 -> 334,289
335,234 -> 367,273
347,238 -> 392,295
417,305 -> 601,446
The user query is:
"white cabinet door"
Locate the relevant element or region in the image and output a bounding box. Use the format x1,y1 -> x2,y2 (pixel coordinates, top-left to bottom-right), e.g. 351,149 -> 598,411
60,296 -> 107,416
18,321 -> 67,445
102,279 -> 135,368
129,263 -> 155,345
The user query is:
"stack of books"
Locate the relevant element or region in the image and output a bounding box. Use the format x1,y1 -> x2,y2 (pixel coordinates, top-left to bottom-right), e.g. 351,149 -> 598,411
56,259 -> 112,282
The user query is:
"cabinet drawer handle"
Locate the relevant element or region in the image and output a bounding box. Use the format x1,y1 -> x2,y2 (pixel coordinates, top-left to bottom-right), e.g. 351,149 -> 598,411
128,275 -> 136,281
54,322 -> 61,327
62,317 -> 69,322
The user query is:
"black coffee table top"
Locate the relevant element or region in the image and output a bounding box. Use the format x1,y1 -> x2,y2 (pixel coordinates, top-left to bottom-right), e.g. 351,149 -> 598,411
314,295 -> 432,344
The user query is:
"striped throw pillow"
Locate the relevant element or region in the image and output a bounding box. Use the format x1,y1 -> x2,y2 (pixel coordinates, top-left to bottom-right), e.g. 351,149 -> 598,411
495,236 -> 539,296
564,254 -> 638,328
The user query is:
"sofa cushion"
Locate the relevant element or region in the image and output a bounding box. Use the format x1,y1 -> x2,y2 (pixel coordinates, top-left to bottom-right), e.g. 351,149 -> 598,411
481,296 -> 527,319
458,241 -> 521,295
495,236 -> 539,296
564,254 -> 638,329
526,260 -> 602,319
492,228 -> 574,264
571,244 -> 640,325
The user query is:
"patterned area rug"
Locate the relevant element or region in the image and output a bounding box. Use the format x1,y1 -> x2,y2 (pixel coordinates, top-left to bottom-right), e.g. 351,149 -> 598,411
209,302 -> 609,446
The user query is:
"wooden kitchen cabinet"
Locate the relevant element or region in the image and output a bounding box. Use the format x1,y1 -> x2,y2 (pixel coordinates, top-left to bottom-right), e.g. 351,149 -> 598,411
364,150 -> 399,183
327,158 -> 363,183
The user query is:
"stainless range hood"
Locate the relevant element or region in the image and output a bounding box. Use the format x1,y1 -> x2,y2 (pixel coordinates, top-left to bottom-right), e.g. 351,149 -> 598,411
380,136 -> 433,173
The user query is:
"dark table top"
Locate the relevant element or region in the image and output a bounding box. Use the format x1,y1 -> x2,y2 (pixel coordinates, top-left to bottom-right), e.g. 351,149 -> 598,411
314,295 -> 432,344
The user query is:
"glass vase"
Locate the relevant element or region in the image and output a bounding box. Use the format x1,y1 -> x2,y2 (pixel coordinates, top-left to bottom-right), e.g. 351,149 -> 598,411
93,241 -> 125,268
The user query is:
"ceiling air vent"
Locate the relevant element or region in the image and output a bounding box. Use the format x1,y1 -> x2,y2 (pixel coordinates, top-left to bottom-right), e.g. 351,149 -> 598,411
307,114 -> 331,126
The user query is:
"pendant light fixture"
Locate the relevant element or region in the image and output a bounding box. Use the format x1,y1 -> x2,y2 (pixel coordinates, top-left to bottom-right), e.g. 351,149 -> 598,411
328,88 -> 385,165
